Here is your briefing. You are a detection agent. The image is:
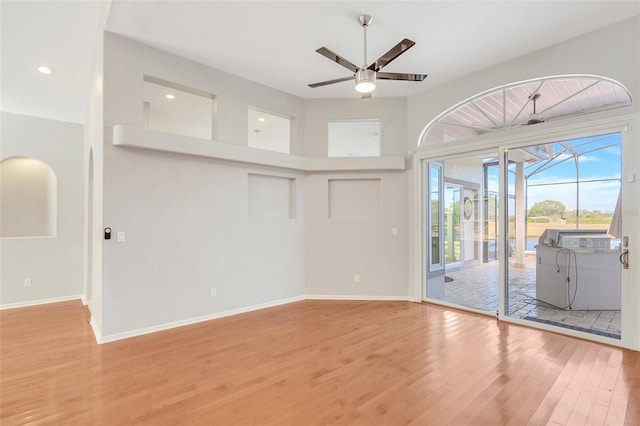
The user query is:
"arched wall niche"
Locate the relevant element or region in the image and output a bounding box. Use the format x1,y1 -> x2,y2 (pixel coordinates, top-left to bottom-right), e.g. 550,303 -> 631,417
0,156 -> 57,238
419,75 -> 632,146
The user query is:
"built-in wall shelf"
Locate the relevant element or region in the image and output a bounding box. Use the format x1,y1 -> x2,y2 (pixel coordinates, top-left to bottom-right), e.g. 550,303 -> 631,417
112,125 -> 405,172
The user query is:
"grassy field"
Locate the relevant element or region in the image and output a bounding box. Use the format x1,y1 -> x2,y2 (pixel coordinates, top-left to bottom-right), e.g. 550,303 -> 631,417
484,221 -> 612,239
527,221 -> 610,237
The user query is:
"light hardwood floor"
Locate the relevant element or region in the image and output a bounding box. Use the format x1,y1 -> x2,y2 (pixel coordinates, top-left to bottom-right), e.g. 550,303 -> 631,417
1,300 -> 638,425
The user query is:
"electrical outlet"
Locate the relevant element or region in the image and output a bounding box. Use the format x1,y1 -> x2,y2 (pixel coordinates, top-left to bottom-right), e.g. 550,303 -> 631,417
354,274 -> 361,283
210,287 -> 217,297
24,278 -> 32,287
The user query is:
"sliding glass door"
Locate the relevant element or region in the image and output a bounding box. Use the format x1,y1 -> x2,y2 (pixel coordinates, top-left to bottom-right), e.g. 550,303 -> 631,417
504,133 -> 623,340
422,131 -> 628,343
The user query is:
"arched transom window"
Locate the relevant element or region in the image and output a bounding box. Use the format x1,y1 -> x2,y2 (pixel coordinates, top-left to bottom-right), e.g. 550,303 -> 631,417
420,75 -> 632,146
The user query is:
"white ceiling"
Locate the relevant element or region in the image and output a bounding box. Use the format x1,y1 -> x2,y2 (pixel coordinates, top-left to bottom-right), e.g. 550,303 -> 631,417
0,1 -> 106,124
1,1 -> 639,125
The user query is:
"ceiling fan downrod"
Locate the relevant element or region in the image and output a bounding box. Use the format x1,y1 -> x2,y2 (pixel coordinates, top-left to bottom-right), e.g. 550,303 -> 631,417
355,15 -> 376,93
359,15 -> 372,67
527,93 -> 545,125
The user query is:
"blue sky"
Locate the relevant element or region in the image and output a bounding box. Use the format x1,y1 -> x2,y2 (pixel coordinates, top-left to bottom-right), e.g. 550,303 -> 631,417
449,132 -> 622,214
522,133 -> 621,213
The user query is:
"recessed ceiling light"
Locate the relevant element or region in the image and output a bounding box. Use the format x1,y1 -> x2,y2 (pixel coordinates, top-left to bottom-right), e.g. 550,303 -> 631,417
257,117 -> 266,122
165,94 -> 175,100
37,66 -> 54,75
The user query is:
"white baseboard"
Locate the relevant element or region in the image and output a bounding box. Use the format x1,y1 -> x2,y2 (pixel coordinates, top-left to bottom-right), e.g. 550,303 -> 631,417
305,294 -> 413,302
97,295 -> 306,344
5,293 -> 414,344
89,317 -> 102,344
0,294 -> 83,310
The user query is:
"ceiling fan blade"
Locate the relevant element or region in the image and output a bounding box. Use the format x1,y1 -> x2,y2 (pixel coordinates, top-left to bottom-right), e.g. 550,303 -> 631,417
367,38 -> 416,71
377,72 -> 427,81
315,47 -> 358,73
308,76 -> 354,88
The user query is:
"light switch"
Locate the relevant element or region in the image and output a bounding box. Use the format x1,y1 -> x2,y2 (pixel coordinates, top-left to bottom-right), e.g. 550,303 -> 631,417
392,227 -> 398,236
628,173 -> 636,183
117,231 -> 126,243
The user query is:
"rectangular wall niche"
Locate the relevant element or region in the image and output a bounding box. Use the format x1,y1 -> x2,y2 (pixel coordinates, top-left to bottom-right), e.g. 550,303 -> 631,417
328,119 -> 380,157
248,173 -> 296,219
143,76 -> 216,140
328,178 -> 381,220
248,107 -> 292,154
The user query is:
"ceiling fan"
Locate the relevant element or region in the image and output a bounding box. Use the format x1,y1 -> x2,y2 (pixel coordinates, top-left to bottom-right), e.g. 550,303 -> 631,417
309,15 -> 427,98
526,93 -> 546,125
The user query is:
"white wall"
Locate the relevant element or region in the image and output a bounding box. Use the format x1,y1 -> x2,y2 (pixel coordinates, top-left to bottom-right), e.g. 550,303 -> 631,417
305,171 -> 409,298
101,33 -> 306,337
304,97 -> 410,298
84,2 -> 110,333
0,112 -> 84,306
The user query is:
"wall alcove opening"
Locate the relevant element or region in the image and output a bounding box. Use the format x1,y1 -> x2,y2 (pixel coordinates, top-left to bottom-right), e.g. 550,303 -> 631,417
0,156 -> 57,238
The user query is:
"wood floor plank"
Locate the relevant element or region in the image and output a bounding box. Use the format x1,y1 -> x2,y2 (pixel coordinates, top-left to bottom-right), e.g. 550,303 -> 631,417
1,299 -> 639,425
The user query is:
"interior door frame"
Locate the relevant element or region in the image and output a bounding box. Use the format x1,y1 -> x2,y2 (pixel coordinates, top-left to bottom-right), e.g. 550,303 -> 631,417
414,112 -> 639,350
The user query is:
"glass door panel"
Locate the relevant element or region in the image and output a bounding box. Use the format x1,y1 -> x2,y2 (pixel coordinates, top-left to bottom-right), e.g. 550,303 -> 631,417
425,152 -> 499,314
505,133 -> 622,340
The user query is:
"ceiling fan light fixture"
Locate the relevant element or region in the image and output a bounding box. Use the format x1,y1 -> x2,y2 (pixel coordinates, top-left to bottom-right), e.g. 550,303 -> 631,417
527,114 -> 545,125
37,65 -> 54,75
355,69 -> 376,93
